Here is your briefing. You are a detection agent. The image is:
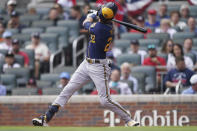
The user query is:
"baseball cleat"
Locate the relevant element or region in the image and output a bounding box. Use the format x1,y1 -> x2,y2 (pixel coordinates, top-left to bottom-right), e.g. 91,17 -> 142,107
126,120 -> 140,127
32,115 -> 48,126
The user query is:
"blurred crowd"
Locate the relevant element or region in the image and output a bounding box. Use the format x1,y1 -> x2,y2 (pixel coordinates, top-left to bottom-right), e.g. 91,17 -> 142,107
0,0 -> 197,95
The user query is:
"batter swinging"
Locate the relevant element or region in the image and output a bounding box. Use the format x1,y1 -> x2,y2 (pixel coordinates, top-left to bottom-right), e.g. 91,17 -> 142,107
32,2 -> 139,127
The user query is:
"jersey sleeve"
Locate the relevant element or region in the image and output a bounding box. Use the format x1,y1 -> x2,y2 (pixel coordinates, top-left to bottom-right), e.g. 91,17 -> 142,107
83,22 -> 91,30
84,22 -> 96,34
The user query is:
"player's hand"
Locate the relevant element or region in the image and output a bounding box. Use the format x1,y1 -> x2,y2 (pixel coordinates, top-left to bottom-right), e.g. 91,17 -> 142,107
88,10 -> 98,16
87,13 -> 97,21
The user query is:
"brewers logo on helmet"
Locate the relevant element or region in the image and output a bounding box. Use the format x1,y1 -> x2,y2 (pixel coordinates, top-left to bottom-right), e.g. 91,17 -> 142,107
98,2 -> 118,22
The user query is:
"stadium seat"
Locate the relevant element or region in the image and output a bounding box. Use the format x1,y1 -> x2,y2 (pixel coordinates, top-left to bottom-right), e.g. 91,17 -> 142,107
185,53 -> 196,64
12,34 -> 31,43
4,68 -> 30,87
42,87 -> 62,95
158,53 -> 168,62
131,72 -> 146,94
14,55 -> 24,67
138,39 -> 160,48
0,59 -> 4,73
1,15 -> 10,22
53,66 -> 76,74
57,20 -> 79,43
173,32 -> 195,40
82,81 -> 95,94
180,18 -> 187,23
21,27 -> 44,34
46,26 -> 69,47
32,20 -> 54,28
12,88 -> 38,95
0,49 -> 8,55
114,39 -> 130,52
40,73 -> 60,86
116,54 -> 141,66
15,8 -> 27,14
35,7 -> 50,15
20,15 -> 40,22
189,6 -> 197,17
36,80 -> 53,88
120,33 -> 144,40
21,49 -> 35,69
0,74 -> 16,91
172,39 -> 185,45
40,33 -> 58,52
147,33 -> 170,41
5,29 -> 19,35
131,66 -> 156,92
167,5 -> 180,15
192,38 -> 197,46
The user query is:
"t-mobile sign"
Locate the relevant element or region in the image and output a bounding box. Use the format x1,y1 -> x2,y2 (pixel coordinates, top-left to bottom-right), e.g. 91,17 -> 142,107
104,110 -> 190,127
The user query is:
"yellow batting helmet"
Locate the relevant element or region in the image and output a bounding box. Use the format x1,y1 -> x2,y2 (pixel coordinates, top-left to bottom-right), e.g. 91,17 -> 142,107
98,2 -> 118,22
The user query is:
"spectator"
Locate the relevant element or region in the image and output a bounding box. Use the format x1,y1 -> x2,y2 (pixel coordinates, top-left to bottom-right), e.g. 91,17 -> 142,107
44,8 -> 61,25
25,32 -> 50,79
180,4 -> 190,19
155,19 -> 177,39
145,9 -> 160,29
106,51 -> 120,71
143,44 -> 166,69
6,0 -> 17,15
183,38 -> 197,60
0,84 -> 6,96
161,39 -> 174,55
0,31 -> 12,51
82,4 -> 91,15
57,72 -> 70,88
109,69 -> 132,95
12,39 -> 29,67
69,5 -> 86,33
128,40 -> 147,64
129,15 -> 152,38
167,43 -> 193,71
164,56 -> 194,93
120,62 -> 138,94
170,11 -> 186,30
0,22 -> 5,43
143,44 -> 166,86
7,11 -> 25,31
26,78 -> 37,88
3,52 -> 20,72
157,4 -> 169,20
26,78 -> 42,95
182,74 -> 197,94
185,17 -> 197,36
28,8 -> 37,15
53,3 -> 69,20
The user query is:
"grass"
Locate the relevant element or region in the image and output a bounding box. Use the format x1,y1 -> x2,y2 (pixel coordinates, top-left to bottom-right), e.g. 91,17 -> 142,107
0,126 -> 197,131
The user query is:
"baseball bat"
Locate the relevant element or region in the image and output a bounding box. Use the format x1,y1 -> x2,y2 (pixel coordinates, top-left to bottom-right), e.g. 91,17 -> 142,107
87,10 -> 147,33
111,19 -> 147,33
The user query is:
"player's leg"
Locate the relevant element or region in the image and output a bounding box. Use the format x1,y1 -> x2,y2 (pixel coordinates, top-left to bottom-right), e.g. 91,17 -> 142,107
32,60 -> 91,126
88,63 -> 139,126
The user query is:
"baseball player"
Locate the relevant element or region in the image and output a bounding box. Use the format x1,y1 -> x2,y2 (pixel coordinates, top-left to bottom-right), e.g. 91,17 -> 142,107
32,2 -> 139,127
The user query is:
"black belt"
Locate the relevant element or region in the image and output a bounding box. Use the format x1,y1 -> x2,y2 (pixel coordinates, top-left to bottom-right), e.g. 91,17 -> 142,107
86,58 -> 100,64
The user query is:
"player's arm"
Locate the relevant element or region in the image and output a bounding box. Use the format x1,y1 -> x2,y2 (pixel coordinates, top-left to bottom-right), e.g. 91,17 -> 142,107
83,10 -> 97,30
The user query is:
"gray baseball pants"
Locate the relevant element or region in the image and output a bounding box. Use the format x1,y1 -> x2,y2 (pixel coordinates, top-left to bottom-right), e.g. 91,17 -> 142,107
53,59 -> 131,123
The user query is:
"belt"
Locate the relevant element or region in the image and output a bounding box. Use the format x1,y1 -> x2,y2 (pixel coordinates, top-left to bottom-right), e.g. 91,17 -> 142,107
86,57 -> 107,64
